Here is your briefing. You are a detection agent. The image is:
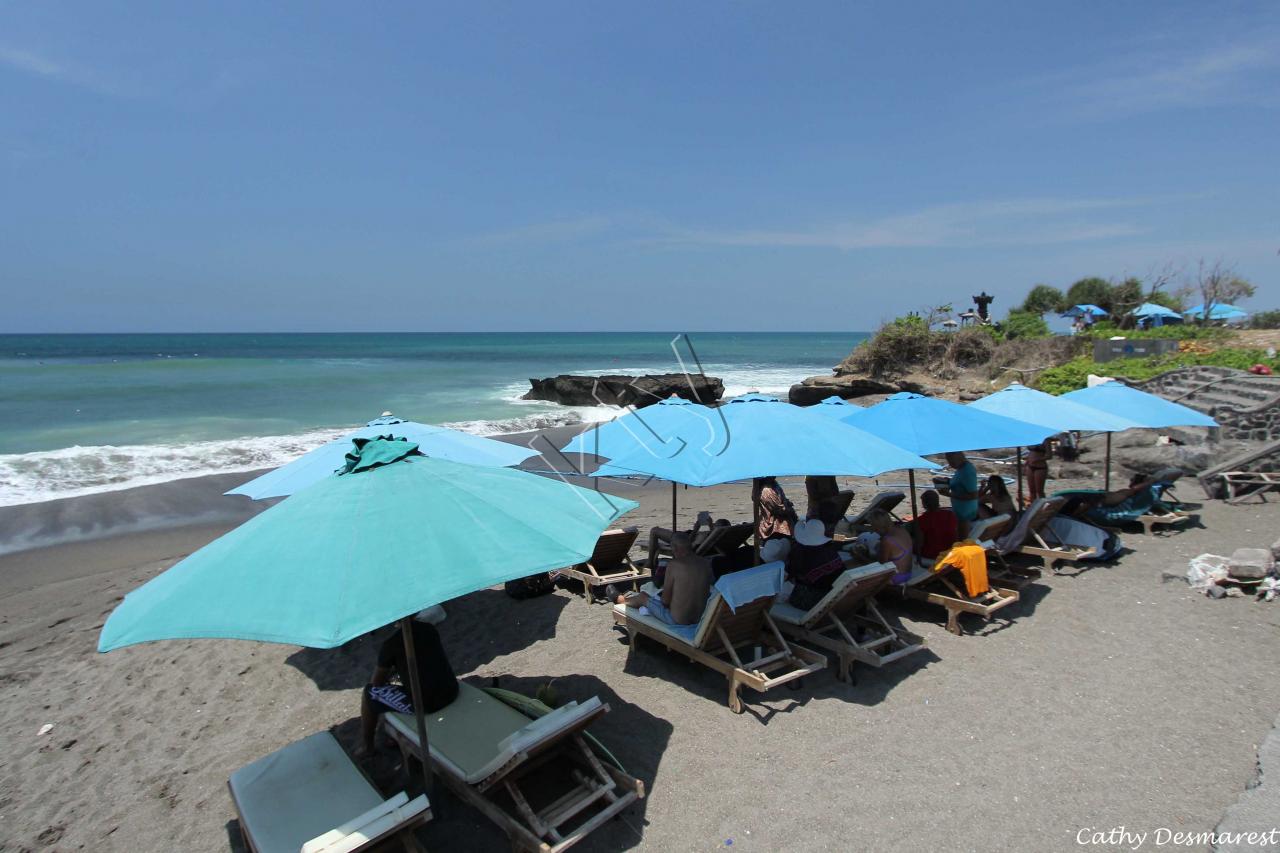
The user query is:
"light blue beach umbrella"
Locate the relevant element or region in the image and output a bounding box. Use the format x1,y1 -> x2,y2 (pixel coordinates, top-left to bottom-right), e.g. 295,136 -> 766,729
561,396 -> 726,527
1062,382 -> 1217,488
1184,303 -> 1248,321
591,393 -> 936,486
840,392 -> 1058,512
809,396 -> 863,418
226,413 -> 540,499
1131,302 -> 1183,328
101,436 -> 637,788
968,383 -> 1145,490
1062,304 -> 1109,318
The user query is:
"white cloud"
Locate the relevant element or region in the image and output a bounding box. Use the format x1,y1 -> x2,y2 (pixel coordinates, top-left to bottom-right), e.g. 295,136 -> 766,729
0,44 -> 138,97
665,197 -> 1156,251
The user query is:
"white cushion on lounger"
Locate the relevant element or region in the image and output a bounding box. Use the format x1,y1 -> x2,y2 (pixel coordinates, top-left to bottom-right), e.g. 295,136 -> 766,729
229,732 -> 386,853
386,683 -> 604,785
771,562 -> 893,627
612,601 -> 702,644
301,791 -> 429,853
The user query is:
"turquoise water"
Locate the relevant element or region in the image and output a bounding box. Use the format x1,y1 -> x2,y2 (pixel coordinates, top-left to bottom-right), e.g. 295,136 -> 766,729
0,332 -> 866,504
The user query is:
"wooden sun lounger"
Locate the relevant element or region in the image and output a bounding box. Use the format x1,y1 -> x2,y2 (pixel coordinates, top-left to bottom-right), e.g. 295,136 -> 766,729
770,562 -> 924,683
835,491 -> 905,540
552,528 -> 648,603
1217,471 -> 1280,505
1133,506 -> 1194,535
965,514 -> 1040,588
381,683 -> 642,853
702,521 -> 755,557
228,731 -> 430,853
612,562 -> 827,713
901,559 -> 1019,636
1002,497 -> 1097,572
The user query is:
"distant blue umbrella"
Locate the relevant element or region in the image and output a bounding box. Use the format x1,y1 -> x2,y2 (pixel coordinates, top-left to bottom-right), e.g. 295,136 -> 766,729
1062,382 -> 1217,489
840,392 -> 1057,512
1062,304 -> 1109,318
809,396 -> 863,418
591,393 -> 936,486
1131,302 -> 1182,320
226,414 -> 540,499
1184,303 -> 1248,321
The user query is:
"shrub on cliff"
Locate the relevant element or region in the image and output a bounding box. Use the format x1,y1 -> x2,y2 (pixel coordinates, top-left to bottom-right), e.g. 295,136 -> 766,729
1000,311 -> 1050,340
1035,348 -> 1280,395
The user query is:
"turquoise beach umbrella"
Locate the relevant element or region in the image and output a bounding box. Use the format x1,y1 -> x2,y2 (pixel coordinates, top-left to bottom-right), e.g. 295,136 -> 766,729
102,437 -> 636,652
100,436 -> 635,794
1184,303 -> 1248,321
968,383 -> 1141,433
590,394 -> 936,486
1061,382 -> 1216,488
561,397 -> 725,459
226,414 -> 540,499
838,392 -> 1057,513
809,396 -> 862,418
1062,382 -> 1218,429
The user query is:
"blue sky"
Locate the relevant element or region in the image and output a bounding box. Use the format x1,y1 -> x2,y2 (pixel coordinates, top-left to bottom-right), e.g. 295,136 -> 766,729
2,1 -> 1277,332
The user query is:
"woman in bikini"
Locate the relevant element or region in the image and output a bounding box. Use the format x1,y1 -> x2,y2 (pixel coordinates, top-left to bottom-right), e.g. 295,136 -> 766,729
1025,442 -> 1050,504
868,508 -> 915,584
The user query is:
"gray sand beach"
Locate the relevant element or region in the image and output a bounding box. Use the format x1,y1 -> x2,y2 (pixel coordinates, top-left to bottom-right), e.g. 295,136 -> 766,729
2,434 -> 1279,852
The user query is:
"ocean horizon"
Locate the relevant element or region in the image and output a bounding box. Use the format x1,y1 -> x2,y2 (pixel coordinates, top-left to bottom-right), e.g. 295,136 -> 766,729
0,331 -> 869,506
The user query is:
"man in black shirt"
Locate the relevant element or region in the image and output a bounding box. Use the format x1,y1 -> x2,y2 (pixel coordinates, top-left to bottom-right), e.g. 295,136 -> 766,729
360,619 -> 460,756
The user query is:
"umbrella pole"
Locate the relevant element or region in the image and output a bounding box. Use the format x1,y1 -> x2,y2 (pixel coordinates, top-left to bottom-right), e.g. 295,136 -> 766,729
1016,447 -> 1024,508
1105,433 -> 1112,491
671,481 -> 677,531
908,470 -> 918,519
399,617 -> 434,797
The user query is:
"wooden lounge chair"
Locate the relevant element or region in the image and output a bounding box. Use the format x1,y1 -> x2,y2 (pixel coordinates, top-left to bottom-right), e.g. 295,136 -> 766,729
964,514 -> 1040,588
770,562 -> 925,683
995,497 -> 1098,572
1056,487 -> 1194,535
1218,471 -> 1280,505
836,491 -> 905,539
381,683 -> 642,853
612,562 -> 827,713
552,527 -> 647,603
228,731 -> 430,853
701,521 -> 755,557
900,558 -> 1019,636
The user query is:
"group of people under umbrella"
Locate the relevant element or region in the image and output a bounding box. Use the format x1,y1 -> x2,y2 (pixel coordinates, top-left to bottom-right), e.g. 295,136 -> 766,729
96,384 -> 1217,850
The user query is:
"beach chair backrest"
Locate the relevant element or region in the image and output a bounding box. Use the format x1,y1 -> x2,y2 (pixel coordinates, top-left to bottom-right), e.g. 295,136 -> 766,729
968,514 -> 1012,543
849,491 -> 905,525
709,522 -> 754,554
995,497 -> 1059,553
692,561 -> 785,649
692,524 -> 731,556
831,490 -> 855,520
588,528 -> 638,568
811,562 -> 894,628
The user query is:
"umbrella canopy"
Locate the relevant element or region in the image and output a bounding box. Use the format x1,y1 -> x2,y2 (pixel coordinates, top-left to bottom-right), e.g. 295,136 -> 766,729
1184,303 -> 1248,321
1062,304 -> 1109,318
840,392 -> 1057,456
1131,302 -> 1182,320
589,393 -> 936,486
560,396 -> 723,459
102,436 -> 636,651
1062,382 -> 1218,428
226,414 -> 540,499
967,383 -> 1142,433
809,396 -> 863,418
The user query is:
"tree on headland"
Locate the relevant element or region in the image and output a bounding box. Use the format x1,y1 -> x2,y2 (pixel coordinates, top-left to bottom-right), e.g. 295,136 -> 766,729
1192,259 -> 1255,323
1064,277 -> 1114,313
1019,284 -> 1065,315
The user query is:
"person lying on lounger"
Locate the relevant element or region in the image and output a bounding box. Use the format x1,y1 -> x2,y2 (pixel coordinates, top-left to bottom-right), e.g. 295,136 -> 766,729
647,511 -> 729,564
911,490 -> 958,560
360,618 -> 459,757
869,509 -> 915,584
618,532 -> 713,626
784,519 -> 849,611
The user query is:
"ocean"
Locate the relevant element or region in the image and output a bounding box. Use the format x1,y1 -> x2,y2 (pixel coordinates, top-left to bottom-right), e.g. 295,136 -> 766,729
0,331 -> 867,506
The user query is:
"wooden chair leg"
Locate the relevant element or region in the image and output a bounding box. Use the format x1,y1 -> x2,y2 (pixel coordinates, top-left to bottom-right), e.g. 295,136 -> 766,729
728,677 -> 743,714
946,607 -> 962,636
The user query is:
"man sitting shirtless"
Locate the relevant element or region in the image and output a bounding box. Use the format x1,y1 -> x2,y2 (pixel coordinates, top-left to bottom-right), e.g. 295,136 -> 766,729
618,531 -> 712,625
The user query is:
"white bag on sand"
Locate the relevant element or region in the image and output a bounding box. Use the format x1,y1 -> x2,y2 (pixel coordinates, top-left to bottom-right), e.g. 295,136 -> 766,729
1187,554 -> 1230,591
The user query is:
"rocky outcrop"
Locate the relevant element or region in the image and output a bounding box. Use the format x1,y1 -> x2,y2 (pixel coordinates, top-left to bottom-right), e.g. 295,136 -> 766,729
787,374 -> 925,406
523,374 -> 723,408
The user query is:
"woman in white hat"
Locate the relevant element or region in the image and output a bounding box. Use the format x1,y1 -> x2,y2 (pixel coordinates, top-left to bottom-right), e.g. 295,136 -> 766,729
785,518 -> 847,611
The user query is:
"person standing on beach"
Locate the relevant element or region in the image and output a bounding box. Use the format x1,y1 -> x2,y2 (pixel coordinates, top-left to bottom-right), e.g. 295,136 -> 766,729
804,475 -> 844,533
1025,442 -> 1050,504
753,476 -> 796,542
943,452 -> 979,537
360,619 -> 459,757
